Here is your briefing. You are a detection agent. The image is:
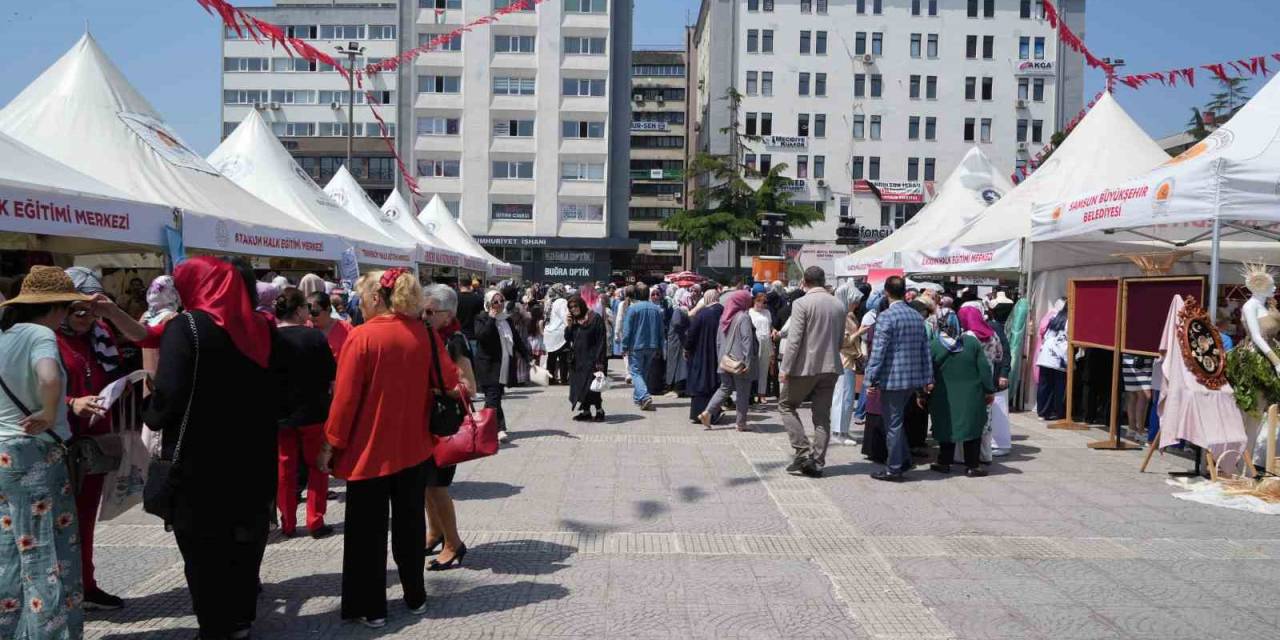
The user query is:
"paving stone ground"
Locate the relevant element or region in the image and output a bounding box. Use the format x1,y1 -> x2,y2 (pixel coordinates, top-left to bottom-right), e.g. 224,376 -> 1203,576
87,376 -> 1280,639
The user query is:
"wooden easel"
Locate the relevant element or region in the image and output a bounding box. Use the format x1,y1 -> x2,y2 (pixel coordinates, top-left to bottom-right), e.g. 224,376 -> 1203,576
1050,278 -> 1118,433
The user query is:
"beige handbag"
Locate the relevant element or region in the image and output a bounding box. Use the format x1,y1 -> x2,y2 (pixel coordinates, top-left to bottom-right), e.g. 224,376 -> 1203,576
719,354 -> 747,375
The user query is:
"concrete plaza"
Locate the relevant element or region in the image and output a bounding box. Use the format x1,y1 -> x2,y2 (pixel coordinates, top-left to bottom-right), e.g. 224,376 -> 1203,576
88,380 -> 1280,639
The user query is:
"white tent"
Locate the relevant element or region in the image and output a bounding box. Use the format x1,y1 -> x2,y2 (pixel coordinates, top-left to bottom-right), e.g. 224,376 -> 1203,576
416,195 -> 507,276
208,112 -> 414,268
0,130 -> 173,253
312,165 -> 417,267
836,147 -> 1011,276
379,189 -> 470,269
906,92 -> 1170,274
0,34 -> 336,261
1031,73 -> 1280,313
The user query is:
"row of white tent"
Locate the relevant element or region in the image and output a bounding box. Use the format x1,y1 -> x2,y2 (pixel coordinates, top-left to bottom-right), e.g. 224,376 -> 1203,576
836,71 -> 1280,317
0,34 -> 518,279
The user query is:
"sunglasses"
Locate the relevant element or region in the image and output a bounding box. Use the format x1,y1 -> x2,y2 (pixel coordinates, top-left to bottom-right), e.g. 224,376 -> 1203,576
69,306 -> 93,318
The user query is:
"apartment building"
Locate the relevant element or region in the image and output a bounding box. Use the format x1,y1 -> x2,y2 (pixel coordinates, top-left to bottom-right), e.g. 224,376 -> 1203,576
220,0 -> 402,202
627,49 -> 690,279
399,0 -> 635,283
690,0 -> 1086,267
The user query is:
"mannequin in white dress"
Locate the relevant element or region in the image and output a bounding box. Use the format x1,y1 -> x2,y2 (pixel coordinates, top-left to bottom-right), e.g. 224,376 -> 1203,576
1239,265 -> 1280,472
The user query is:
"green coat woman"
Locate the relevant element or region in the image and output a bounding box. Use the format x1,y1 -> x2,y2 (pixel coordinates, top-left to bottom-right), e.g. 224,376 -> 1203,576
929,332 -> 995,443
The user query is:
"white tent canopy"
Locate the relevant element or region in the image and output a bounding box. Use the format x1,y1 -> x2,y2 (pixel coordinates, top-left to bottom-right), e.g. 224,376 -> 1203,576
209,112 -> 414,267
315,165 -> 417,267
910,92 -> 1170,274
0,130 -> 173,253
836,147 -> 1011,276
416,195 -> 506,275
0,34 -> 336,261
379,189 -> 469,268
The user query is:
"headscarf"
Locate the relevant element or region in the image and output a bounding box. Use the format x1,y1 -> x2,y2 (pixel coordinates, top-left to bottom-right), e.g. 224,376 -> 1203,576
271,275 -> 290,290
484,289 -> 509,321
255,281 -> 281,314
719,289 -> 753,334
143,275 -> 180,326
298,273 -> 326,297
958,306 -> 994,342
692,288 -> 718,315
63,267 -> 119,372
175,256 -> 273,369
580,284 -> 599,311
673,287 -> 694,311
834,283 -> 863,315
752,283 -> 766,296
65,267 -> 105,295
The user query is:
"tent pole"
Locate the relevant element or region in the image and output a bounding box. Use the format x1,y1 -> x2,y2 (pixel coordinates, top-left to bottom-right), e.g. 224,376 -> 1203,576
1209,217 -> 1222,318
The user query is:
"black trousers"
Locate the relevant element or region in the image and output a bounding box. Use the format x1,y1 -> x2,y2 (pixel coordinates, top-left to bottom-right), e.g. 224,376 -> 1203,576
341,462 -> 428,621
174,519 -> 269,638
483,384 -> 507,431
938,439 -> 982,469
1037,366 -> 1066,419
547,346 -> 571,383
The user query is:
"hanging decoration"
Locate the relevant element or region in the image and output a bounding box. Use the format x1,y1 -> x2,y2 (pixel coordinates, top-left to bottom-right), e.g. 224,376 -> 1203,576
1012,89 -> 1106,184
1041,0 -> 1113,75
195,0 -> 346,78
1118,53 -> 1279,91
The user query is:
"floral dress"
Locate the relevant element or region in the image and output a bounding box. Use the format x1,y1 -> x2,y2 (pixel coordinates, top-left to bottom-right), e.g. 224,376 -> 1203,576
0,437 -> 83,639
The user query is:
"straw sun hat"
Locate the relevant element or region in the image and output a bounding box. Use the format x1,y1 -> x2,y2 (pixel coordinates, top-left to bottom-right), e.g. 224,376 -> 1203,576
0,266 -> 93,307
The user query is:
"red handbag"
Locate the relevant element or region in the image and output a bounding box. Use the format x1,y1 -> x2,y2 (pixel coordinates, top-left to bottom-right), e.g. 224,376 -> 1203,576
432,392 -> 500,467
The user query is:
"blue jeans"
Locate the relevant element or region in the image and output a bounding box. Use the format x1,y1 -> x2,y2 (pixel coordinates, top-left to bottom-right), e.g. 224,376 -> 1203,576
881,389 -> 914,475
628,349 -> 656,404
854,376 -> 869,420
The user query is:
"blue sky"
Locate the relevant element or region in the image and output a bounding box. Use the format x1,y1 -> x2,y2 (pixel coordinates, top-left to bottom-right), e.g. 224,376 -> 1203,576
3,0 -> 1278,153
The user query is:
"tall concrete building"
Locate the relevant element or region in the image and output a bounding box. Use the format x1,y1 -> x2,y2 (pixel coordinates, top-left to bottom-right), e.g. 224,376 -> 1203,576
690,0 -> 1086,268
220,0 -> 402,203
399,0 -> 635,283
626,48 -> 690,279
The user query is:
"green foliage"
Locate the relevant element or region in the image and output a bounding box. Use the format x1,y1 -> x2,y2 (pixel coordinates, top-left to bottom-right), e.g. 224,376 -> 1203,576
1205,76 -> 1250,119
1226,345 -> 1280,415
1038,129 -> 1070,162
1186,107 -> 1209,142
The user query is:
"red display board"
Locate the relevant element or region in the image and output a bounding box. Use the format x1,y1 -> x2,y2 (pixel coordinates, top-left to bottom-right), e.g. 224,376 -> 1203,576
1070,279 -> 1121,348
1122,276 -> 1206,355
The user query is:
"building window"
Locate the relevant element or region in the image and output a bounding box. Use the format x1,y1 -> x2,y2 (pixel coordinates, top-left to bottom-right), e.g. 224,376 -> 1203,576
928,0 -> 938,15
797,114 -> 810,137
561,162 -> 605,181
491,203 -> 533,221
746,71 -> 758,95
492,160 -> 534,179
1032,119 -> 1044,143
1019,37 -> 1031,60
911,34 -> 922,59
796,155 -> 808,179
927,34 -> 938,58
983,35 -> 994,59
420,0 -> 462,8
762,71 -> 773,96
631,135 -> 686,149
852,156 -> 864,180
419,75 -> 461,93
869,115 -> 881,140
560,203 -> 605,222
909,75 -> 921,99
562,120 -> 606,139
633,111 -> 685,125
871,33 -> 883,56
926,75 -> 938,99
223,89 -> 269,105
564,0 -> 606,12
815,73 -> 827,96
873,0 -> 882,14
925,116 -> 936,140
493,76 -> 536,96
984,0 -> 994,17
747,29 -> 759,53
870,74 -> 882,98
908,116 -> 920,140
924,158 -> 936,181
494,34 -> 535,53
855,32 -> 866,55
1033,78 -> 1045,101
852,115 -> 865,139
967,0 -> 978,17
1020,0 -> 1032,18
814,156 -> 825,179
418,116 -> 461,135
1017,119 -> 1029,142
319,25 -> 365,40
856,0 -> 866,14
854,74 -> 866,98
816,31 -> 827,55
223,57 -> 269,72
798,72 -> 810,96
869,156 -> 880,180
800,30 -> 811,55
907,157 -> 920,181
745,153 -> 757,170
417,158 -> 460,178
814,114 -> 826,137
982,77 -> 993,101
762,30 -> 774,53
562,78 -> 606,96
492,119 -> 534,137
760,112 -> 772,135
965,77 -> 977,100
269,90 -> 318,105
966,35 -> 977,59
368,25 -> 396,40
419,31 -> 461,50
980,118 -> 992,143
1018,78 -> 1030,100
964,117 -> 975,142
564,37 -> 606,55
911,0 -> 921,15
745,112 -> 757,136
817,0 -> 828,13
760,154 -> 773,173
630,207 -> 680,220
633,64 -> 686,77
801,0 -> 812,12
1034,37 -> 1046,60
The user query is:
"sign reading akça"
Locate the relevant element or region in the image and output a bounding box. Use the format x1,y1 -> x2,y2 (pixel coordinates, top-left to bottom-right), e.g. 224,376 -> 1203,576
1016,60 -> 1055,76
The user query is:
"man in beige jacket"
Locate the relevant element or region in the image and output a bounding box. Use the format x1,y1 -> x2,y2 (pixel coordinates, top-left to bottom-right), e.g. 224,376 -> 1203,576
779,267 -> 848,477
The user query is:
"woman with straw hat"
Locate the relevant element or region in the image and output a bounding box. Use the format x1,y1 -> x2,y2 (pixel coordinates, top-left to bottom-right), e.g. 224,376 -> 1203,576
0,267 -> 93,640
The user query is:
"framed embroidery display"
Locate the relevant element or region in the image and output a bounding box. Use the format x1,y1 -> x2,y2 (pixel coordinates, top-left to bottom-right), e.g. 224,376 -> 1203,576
1177,296 -> 1227,389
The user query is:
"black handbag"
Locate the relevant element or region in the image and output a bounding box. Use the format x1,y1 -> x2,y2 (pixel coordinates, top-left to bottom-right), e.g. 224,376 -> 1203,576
428,328 -> 465,437
143,313 -> 199,525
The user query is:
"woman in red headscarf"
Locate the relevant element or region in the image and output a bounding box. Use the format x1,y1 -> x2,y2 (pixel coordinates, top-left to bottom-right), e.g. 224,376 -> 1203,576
143,256 -> 279,640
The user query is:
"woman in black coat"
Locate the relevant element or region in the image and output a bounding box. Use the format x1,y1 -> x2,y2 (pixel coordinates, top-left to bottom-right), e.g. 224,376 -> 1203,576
474,289 -> 532,442
565,294 -> 608,421
684,291 -> 724,423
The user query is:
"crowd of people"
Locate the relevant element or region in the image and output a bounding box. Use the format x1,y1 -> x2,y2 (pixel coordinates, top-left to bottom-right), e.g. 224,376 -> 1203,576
0,260 -> 1027,639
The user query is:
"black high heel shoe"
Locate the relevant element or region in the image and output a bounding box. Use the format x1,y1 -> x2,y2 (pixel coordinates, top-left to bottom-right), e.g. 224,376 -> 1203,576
425,536 -> 444,556
427,544 -> 467,571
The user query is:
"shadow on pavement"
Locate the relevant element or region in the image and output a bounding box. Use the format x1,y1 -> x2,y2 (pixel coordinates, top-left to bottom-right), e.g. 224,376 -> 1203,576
452,481 -> 523,501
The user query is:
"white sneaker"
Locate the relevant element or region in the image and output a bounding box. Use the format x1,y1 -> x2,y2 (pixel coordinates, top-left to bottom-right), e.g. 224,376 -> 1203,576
992,448 -> 1011,458
359,617 -> 387,629
832,435 -> 858,446
498,431 -> 510,443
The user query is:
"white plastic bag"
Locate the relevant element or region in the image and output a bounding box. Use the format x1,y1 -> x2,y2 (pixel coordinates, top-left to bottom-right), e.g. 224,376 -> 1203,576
98,431 -> 149,521
529,364 -> 551,386
590,372 -> 609,393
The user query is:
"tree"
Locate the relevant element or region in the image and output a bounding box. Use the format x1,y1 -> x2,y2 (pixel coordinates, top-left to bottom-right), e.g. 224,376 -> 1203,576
662,88 -> 824,263
1205,76 -> 1250,120
1186,107 -> 1210,143
1037,129 -> 1069,163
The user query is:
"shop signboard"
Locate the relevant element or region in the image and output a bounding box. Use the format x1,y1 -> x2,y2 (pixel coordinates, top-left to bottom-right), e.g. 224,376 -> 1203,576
853,180 -> 924,203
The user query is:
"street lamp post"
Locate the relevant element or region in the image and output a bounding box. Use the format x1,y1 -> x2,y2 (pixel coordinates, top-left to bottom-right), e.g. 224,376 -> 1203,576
335,41 -> 366,170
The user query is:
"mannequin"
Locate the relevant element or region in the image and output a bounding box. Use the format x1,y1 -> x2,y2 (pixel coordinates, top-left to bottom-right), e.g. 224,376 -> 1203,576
1229,264 -> 1280,474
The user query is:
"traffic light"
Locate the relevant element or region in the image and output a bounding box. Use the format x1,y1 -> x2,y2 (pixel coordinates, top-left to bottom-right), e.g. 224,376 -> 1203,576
836,219 -> 862,246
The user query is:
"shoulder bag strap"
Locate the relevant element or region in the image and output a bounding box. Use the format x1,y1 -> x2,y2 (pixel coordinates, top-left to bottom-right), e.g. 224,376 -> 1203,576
427,327 -> 444,392
0,371 -> 32,417
169,312 -> 200,465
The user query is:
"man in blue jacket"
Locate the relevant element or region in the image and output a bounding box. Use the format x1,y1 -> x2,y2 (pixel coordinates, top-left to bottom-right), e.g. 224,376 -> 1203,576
863,275 -> 934,481
622,282 -> 665,411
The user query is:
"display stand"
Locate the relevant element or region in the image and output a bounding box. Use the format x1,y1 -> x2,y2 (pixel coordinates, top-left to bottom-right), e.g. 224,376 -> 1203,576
1050,278 -> 1120,432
